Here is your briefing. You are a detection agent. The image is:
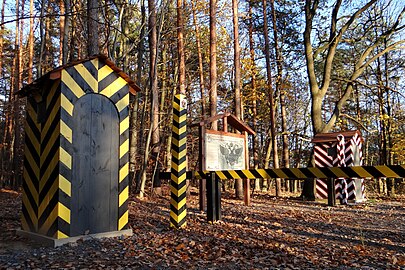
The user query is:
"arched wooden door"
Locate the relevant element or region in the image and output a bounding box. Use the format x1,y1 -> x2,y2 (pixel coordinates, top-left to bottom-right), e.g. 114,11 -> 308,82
71,93 -> 119,236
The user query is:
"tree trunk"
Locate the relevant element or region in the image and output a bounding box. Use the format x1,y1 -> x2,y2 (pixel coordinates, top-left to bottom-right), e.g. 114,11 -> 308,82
262,0 -> 280,196
248,0 -> 260,191
177,0 -> 185,95
148,0 -> 160,194
87,0 -> 99,56
232,0 -> 243,199
209,0 -> 218,130
191,1 -> 206,117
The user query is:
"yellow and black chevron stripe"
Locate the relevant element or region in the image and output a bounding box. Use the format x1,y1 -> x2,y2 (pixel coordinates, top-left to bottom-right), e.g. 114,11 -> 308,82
170,94 -> 187,228
21,96 -> 41,233
160,165 -> 405,180
60,58 -> 130,234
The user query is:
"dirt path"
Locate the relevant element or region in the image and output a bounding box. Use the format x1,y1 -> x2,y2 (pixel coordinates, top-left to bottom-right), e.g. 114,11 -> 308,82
0,188 -> 404,269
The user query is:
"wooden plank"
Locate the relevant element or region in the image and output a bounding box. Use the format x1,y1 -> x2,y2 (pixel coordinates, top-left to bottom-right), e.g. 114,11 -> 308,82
71,94 -> 92,236
71,94 -> 119,236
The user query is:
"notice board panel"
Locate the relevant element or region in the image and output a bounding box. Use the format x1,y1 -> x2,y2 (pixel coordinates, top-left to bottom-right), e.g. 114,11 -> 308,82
204,130 -> 246,171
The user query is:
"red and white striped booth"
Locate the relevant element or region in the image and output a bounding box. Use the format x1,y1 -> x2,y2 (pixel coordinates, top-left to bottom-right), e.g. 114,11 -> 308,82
312,130 -> 365,203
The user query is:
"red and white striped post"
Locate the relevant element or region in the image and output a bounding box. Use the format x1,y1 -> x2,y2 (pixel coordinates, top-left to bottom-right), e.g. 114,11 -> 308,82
337,134 -> 348,205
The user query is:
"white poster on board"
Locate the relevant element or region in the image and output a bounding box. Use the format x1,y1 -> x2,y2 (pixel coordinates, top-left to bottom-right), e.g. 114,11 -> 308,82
204,131 -> 246,171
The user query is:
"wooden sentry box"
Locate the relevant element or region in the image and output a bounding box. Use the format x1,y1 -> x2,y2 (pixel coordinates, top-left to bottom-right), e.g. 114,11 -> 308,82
312,130 -> 365,202
17,55 -> 140,245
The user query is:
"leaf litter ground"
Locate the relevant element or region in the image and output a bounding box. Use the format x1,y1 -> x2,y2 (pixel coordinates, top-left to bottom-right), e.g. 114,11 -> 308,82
0,188 -> 404,269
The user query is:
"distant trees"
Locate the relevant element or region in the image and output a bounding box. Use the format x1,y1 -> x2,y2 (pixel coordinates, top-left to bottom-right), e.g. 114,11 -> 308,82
0,0 -> 404,197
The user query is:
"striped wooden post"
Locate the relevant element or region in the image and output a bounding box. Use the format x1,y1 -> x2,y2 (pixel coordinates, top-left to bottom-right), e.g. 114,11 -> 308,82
337,135 -> 348,205
170,94 -> 187,228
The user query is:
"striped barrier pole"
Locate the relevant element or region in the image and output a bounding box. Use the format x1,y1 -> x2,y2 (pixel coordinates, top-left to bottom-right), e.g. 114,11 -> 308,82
170,94 -> 187,228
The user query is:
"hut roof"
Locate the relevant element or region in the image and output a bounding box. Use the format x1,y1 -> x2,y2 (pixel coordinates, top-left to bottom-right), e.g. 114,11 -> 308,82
16,55 -> 141,97
312,130 -> 363,143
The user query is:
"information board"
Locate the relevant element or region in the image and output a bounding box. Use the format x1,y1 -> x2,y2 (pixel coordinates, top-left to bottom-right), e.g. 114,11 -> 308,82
204,130 -> 246,171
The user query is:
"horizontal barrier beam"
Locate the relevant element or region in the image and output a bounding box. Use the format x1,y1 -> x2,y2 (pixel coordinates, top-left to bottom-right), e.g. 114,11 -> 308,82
159,165 -> 405,180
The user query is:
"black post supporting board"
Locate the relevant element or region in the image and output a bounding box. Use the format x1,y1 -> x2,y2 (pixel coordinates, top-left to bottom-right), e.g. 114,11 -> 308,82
207,172 -> 221,222
327,178 -> 336,207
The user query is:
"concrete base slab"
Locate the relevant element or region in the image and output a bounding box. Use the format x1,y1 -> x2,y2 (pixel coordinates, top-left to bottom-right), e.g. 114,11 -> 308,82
16,229 -> 133,247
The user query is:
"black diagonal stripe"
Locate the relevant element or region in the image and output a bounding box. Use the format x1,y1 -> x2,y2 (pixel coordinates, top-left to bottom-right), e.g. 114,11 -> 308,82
46,218 -> 58,237
171,156 -> 187,167
119,177 -> 129,194
40,141 -> 60,176
25,136 -> 40,162
251,170 -> 264,179
60,108 -> 73,128
172,131 -> 187,141
173,96 -> 180,106
99,69 -> 118,93
172,144 -> 186,155
110,84 -> 129,104
119,154 -> 129,169
58,217 -> 70,237
298,168 -> 317,178
45,86 -> 60,115
119,203 -> 128,223
174,119 -> 187,129
26,115 -> 41,142
221,170 -> 234,179
83,59 -> 98,80
60,136 -> 72,153
41,111 -> 60,148
119,107 -> 129,121
39,163 -> 59,200
264,169 -> 279,178
170,202 -> 186,213
61,82 -> 79,105
66,66 -> 95,94
170,178 -> 187,191
38,191 -> 58,228
389,165 -> 405,177
60,163 -> 71,184
281,168 -> 298,178
22,175 -> 37,214
362,166 -> 387,178
24,154 -> 39,185
171,167 -> 186,177
170,216 -> 186,228
320,167 -> 339,178
340,167 -> 361,178
59,191 -> 70,215
21,205 -> 35,232
120,131 -> 129,148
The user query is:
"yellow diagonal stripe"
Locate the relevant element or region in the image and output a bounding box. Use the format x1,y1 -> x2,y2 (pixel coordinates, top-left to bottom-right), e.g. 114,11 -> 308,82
374,166 -> 399,178
120,139 -> 129,159
60,147 -> 72,169
91,58 -> 98,69
98,64 -> 113,82
59,174 -> 71,197
173,114 -> 186,124
46,80 -> 59,109
60,120 -> 72,144
116,93 -> 129,112
119,163 -> 129,183
38,180 -> 58,217
23,169 -> 39,205
42,98 -> 60,140
56,230 -> 68,239
119,186 -> 129,207
170,197 -> 187,210
58,202 -> 70,224
62,69 -> 85,98
41,122 -> 60,165
74,63 -> 97,93
22,192 -> 38,228
120,116 -> 129,135
118,211 -> 128,231
329,167 -> 349,178
170,184 -> 187,197
100,77 -> 127,98
61,94 -> 74,116
39,204 -> 58,235
170,209 -> 187,223
351,167 -> 373,178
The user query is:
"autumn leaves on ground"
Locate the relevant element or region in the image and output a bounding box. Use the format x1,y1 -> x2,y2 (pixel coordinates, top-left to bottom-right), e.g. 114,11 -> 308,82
0,188 -> 404,269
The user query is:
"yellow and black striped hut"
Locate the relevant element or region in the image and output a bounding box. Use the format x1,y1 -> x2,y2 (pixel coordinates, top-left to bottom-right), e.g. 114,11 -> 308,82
17,55 -> 140,245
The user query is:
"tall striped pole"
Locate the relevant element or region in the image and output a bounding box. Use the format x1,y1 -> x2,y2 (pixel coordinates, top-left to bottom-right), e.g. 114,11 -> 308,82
337,135 -> 348,205
170,94 -> 187,228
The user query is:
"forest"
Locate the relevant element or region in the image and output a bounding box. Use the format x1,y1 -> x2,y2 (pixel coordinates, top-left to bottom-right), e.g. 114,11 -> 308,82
0,0 -> 404,197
